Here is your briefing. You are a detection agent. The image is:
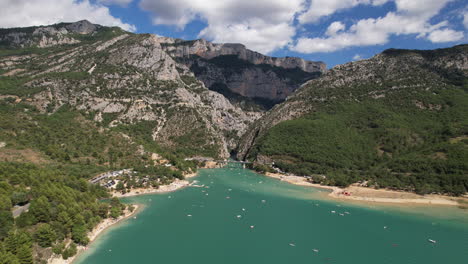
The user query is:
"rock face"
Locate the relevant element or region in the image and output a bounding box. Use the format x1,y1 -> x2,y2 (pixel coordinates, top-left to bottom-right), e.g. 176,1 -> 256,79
0,20 -> 102,48
161,39 -> 325,109
237,44 -> 468,160
64,20 -> 100,34
163,39 -> 325,73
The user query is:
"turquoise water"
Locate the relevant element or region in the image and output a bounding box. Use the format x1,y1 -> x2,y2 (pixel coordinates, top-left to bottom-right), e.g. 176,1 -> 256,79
76,164 -> 468,264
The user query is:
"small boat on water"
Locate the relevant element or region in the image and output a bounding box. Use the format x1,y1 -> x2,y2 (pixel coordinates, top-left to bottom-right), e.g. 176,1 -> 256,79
289,243 -> 296,247
312,249 -> 319,253
331,211 -> 336,213
428,239 -> 437,244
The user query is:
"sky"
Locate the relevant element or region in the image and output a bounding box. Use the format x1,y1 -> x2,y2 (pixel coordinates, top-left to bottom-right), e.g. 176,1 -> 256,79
0,0 -> 466,67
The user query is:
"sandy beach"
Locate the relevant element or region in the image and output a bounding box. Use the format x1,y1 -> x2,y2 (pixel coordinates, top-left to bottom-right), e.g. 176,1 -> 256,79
264,172 -> 464,206
112,179 -> 192,198
48,204 -> 141,264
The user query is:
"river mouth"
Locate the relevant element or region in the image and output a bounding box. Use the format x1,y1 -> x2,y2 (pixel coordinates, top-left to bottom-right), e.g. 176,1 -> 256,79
76,164 -> 468,264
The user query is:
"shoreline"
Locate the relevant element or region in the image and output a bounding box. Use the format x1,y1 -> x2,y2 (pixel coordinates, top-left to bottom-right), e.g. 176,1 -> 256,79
264,172 -> 465,207
60,171 -> 200,262
111,171 -> 198,198
48,204 -> 142,264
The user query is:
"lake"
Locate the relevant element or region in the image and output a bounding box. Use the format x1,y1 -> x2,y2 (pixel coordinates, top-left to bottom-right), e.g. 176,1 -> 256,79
75,163 -> 468,264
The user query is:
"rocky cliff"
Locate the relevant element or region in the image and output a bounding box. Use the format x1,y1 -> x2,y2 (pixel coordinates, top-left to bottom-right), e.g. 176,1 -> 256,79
161,38 -> 325,109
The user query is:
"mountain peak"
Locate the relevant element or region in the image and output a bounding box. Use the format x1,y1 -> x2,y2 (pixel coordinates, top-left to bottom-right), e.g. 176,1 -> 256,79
65,20 -> 100,34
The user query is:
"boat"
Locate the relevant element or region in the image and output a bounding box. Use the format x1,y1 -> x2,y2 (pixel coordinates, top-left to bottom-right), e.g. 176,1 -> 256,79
428,239 -> 437,244
312,249 -> 319,253
289,243 -> 296,247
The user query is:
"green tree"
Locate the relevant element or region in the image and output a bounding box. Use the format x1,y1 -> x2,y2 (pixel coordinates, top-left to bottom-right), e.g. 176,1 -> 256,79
116,181 -> 125,192
62,243 -> 77,259
0,195 -> 12,211
0,250 -> 19,264
34,223 -> 57,247
0,211 -> 13,239
16,245 -> 33,264
71,225 -> 89,245
109,206 -> 122,219
29,196 -> 51,223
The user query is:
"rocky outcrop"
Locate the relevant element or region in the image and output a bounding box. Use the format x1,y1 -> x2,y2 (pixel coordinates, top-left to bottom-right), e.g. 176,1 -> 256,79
0,20 -> 102,48
164,39 -> 326,73
162,39 -> 325,107
64,20 -> 101,34
160,39 -> 325,108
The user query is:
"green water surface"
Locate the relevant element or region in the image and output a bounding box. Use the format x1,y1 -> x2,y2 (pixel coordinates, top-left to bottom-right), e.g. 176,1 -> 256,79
76,164 -> 468,264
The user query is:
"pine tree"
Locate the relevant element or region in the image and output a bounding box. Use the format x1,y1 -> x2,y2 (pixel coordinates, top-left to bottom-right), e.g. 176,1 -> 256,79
15,245 -> 33,264
34,223 -> 57,247
29,196 -> 51,223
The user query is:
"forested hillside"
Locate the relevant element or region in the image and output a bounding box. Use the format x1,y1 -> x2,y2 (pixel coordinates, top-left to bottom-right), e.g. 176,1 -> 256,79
242,45 -> 468,195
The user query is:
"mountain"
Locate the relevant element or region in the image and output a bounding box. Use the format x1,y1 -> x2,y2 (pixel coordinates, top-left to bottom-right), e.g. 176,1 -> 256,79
0,20 -> 325,159
238,45 -> 468,195
162,39 -> 325,109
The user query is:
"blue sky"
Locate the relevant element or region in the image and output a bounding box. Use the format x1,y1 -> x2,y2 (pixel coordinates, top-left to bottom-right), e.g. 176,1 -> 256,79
1,0 -> 467,67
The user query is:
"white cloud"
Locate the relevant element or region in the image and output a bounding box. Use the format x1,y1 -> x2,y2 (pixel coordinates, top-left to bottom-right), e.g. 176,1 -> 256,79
353,54 -> 363,60
427,28 -> 464,42
0,0 -> 136,31
292,0 -> 464,53
139,0 -> 303,54
325,21 -> 346,36
298,0 -> 390,24
98,0 -> 133,7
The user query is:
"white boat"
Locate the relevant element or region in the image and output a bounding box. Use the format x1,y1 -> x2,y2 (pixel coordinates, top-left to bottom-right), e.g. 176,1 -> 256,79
312,249 -> 319,253
289,243 -> 296,247
428,239 -> 437,244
